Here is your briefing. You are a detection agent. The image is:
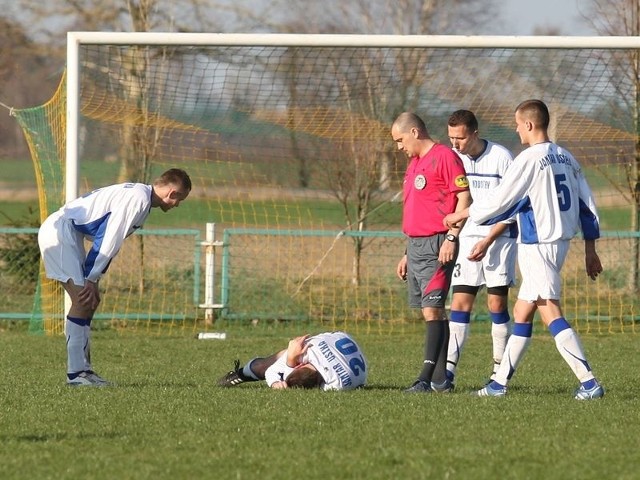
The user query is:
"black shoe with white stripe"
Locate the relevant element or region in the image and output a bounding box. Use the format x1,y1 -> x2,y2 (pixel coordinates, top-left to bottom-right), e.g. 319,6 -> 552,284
217,359 -> 255,387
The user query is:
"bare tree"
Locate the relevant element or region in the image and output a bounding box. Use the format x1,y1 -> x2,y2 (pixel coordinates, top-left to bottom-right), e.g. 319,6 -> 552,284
211,0 -> 497,285
2,0 -> 228,180
0,17 -> 59,159
3,0 -> 230,296
582,0 -> 640,290
5,0 -> 501,291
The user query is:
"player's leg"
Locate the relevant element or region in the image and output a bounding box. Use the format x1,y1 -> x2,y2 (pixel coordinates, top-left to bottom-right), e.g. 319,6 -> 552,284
476,300 -> 535,396
534,241 -> 603,399
447,287 -> 478,384
81,314 -> 109,385
537,300 -> 595,381
405,306 -> 449,393
484,235 -> 517,380
476,244 -> 538,397
38,218 -> 104,386
549,319 -> 604,400
446,235 -> 485,385
217,350 -> 285,387
405,235 -> 455,393
486,286 -> 511,380
62,280 -> 104,386
244,350 -> 286,379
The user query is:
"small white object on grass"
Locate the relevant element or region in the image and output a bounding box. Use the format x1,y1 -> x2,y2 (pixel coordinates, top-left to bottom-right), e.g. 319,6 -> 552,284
197,332 -> 227,340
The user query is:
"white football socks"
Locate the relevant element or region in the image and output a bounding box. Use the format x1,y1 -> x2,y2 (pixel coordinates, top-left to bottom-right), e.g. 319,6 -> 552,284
493,331 -> 531,386
491,321 -> 511,365
83,323 -> 92,371
66,317 -> 88,375
446,321 -> 469,379
553,326 -> 595,383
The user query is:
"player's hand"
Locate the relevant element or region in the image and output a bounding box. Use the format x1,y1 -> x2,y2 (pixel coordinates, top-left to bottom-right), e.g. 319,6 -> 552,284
443,212 -> 463,229
78,280 -> 100,310
585,251 -> 603,280
286,335 -> 310,366
271,381 -> 289,389
468,239 -> 489,262
438,239 -> 457,265
397,255 -> 408,281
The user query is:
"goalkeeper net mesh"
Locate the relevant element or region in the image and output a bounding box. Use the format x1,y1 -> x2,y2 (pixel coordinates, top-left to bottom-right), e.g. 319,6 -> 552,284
13,35 -> 640,335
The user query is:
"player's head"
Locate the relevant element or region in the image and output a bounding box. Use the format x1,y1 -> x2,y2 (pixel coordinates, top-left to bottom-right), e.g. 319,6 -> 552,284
391,112 -> 429,158
447,109 -> 481,156
152,168 -> 192,212
285,364 -> 323,389
515,99 -> 550,145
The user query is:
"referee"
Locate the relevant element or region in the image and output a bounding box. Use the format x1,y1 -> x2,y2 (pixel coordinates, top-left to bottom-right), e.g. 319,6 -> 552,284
391,112 -> 471,393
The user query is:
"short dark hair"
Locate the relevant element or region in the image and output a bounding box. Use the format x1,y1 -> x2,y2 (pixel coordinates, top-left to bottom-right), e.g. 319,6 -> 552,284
448,110 -> 478,132
392,112 -> 428,136
155,168 -> 192,192
515,99 -> 550,129
285,366 -> 323,389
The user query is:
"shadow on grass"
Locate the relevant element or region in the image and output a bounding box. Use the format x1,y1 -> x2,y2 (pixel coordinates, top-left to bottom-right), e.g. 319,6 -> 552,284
113,380 -> 201,388
5,431 -> 124,443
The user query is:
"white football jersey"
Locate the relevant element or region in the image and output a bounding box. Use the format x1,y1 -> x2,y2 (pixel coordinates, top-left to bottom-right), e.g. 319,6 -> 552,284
53,183 -> 153,282
265,331 -> 368,391
456,140 -> 516,238
469,142 -> 600,244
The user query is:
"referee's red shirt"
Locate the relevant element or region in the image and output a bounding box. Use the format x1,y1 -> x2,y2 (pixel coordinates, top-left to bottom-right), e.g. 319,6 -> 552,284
402,143 -> 469,237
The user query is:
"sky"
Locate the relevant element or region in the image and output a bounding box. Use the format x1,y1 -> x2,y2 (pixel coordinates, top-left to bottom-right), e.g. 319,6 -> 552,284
497,0 -> 595,35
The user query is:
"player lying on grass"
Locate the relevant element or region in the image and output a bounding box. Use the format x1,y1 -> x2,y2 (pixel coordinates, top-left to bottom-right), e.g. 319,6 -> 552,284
218,331 -> 368,390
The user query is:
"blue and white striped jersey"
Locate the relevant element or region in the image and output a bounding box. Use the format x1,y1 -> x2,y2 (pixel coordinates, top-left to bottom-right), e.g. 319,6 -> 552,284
57,182 -> 153,282
456,140 -> 517,238
469,142 -> 600,244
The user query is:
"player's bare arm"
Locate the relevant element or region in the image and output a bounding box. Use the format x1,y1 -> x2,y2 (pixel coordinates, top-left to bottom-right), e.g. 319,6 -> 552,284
438,236 -> 457,264
467,222 -> 510,262
443,208 -> 470,230
439,190 -> 472,264
584,240 -> 603,281
397,255 -> 408,281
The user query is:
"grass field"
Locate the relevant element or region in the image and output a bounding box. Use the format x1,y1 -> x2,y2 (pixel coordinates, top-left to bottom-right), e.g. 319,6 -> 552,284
0,322 -> 637,480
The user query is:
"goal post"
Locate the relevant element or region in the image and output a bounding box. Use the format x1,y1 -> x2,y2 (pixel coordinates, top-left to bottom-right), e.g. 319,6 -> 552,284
24,32 -> 640,333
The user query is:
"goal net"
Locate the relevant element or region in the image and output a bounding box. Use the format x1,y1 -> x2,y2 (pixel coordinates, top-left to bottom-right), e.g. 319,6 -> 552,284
14,33 -> 640,335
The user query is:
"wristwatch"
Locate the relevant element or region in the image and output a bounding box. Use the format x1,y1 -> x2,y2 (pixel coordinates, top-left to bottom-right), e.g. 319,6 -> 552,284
445,233 -> 458,243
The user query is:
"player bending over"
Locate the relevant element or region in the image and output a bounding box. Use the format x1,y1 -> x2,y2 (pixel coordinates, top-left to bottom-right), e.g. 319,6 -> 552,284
38,168 -> 191,387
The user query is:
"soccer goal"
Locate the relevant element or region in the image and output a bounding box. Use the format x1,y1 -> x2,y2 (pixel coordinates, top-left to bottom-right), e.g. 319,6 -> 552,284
15,32 -> 640,334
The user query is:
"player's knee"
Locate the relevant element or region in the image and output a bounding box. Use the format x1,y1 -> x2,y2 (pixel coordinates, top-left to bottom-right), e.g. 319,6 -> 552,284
69,301 -> 97,319
487,287 -> 509,310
